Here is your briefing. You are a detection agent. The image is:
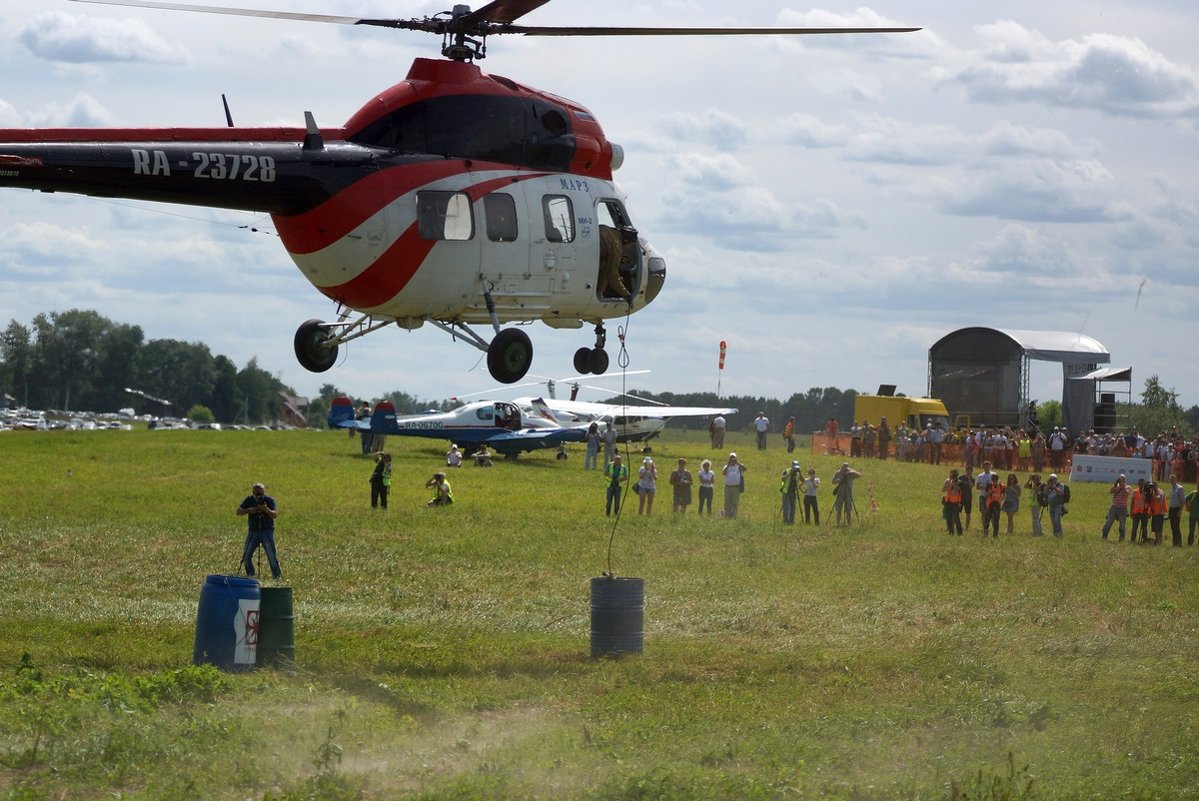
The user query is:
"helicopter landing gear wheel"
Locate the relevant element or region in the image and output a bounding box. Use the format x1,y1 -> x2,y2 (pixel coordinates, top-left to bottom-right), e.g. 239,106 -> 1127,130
573,347 -> 592,375
487,328 -> 533,384
573,345 -> 609,375
587,347 -> 609,375
294,319 -> 339,373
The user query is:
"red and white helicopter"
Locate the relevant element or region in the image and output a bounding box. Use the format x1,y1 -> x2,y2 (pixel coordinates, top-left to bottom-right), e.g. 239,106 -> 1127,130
0,0 -> 917,384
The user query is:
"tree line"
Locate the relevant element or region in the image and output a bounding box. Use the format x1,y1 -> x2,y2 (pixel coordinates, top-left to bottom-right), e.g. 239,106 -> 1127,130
5,309 -> 1194,434
1,309 -> 292,424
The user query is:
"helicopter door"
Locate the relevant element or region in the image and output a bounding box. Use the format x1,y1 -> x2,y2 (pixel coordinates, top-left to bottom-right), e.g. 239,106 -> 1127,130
535,193 -> 577,294
595,199 -> 641,302
414,188 -> 482,317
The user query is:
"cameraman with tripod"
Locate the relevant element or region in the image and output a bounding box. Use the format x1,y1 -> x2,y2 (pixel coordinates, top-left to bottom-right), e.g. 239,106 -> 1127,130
832,462 -> 863,527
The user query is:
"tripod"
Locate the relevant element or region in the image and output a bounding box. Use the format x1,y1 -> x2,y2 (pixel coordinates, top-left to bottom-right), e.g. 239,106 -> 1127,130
833,480 -> 859,525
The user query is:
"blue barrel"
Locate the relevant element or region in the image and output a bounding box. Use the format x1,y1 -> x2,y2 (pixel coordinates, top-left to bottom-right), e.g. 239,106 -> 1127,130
193,574 -> 261,672
590,576 -> 644,658
256,586 -> 295,670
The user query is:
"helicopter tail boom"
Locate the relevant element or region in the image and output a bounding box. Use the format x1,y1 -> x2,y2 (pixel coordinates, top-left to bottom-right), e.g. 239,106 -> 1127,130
0,130 -> 378,215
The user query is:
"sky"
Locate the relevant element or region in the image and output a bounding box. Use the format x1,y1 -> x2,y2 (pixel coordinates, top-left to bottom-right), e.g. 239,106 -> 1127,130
1,0 -> 1197,414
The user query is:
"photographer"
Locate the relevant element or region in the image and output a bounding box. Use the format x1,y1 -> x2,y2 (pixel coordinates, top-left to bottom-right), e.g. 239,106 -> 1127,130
779,460 -> 803,525
832,461 -> 862,527
237,482 -> 281,580
1045,474 -> 1068,537
1129,478 -> 1149,543
1101,474 -> 1129,541
1025,474 -> 1046,537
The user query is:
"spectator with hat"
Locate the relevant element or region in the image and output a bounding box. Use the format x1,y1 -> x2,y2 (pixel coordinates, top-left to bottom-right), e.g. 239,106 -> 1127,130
722,453 -> 747,519
637,457 -> 658,515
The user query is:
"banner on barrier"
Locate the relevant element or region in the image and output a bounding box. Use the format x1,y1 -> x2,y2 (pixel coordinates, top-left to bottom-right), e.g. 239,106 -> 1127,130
1069,454 -> 1151,484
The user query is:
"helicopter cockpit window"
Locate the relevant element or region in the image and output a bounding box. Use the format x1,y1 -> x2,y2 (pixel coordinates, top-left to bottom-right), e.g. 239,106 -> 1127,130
417,191 -> 474,241
542,195 -> 574,243
484,193 -> 518,242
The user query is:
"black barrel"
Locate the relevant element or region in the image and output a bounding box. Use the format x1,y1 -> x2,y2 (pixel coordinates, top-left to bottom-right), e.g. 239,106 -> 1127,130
256,586 -> 295,669
590,576 -> 644,658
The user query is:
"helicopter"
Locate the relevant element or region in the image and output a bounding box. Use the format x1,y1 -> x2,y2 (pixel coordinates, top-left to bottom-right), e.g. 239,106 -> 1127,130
0,0 -> 918,384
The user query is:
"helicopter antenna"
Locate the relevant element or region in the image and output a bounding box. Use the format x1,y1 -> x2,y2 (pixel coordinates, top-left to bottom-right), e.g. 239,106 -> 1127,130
221,93 -> 234,127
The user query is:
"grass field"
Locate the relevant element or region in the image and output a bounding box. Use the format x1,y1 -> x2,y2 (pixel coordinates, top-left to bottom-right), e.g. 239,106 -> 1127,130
2,428 -> 1198,800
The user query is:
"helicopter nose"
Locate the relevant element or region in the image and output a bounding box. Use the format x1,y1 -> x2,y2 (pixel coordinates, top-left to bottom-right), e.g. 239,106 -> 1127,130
609,143 -> 624,172
643,242 -> 665,304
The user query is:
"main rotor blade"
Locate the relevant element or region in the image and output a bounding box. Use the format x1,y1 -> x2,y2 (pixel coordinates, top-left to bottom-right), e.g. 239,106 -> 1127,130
459,0 -> 552,26
69,0 -> 365,24
68,2 -> 921,38
497,25 -> 922,36
67,0 -> 442,32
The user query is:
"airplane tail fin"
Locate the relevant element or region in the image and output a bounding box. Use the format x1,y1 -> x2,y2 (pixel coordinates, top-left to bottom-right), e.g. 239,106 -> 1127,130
530,397 -> 561,424
327,396 -> 355,428
371,401 -> 398,433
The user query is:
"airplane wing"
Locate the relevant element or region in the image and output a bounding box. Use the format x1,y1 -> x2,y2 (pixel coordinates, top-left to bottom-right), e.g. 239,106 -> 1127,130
535,398 -> 738,420
382,424 -> 585,456
483,427 -> 587,455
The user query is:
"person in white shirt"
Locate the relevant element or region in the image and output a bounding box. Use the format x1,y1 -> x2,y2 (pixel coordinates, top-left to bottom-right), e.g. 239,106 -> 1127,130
722,452 -> 747,518
710,414 -> 726,449
754,412 -> 770,450
696,459 -> 715,516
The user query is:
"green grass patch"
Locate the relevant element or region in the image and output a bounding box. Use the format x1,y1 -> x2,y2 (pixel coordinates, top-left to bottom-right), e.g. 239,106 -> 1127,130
2,428 -> 1198,799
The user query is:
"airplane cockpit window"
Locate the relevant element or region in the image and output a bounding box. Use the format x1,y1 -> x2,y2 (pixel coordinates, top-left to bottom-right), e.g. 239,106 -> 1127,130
417,191 -> 474,241
484,193 -> 519,242
494,401 -> 521,430
542,195 -> 574,243
475,406 -> 494,422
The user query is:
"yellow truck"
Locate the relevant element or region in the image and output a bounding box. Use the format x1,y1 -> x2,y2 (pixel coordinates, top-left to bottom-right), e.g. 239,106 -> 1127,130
852,394 -> 951,431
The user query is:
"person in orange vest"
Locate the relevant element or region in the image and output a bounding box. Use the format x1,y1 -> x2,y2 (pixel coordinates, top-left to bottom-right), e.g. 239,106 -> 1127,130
942,468 -> 964,535
782,417 -> 796,454
1129,478 -> 1149,543
825,417 -> 840,454
984,477 -> 1005,538
1147,482 -> 1166,545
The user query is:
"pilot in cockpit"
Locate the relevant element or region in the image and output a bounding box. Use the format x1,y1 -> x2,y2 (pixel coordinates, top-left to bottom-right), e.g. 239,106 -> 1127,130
598,224 -> 635,302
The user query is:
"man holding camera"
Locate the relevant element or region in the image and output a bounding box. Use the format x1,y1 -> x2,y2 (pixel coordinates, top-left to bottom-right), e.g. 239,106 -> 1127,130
1102,474 -> 1129,541
237,482 -> 281,580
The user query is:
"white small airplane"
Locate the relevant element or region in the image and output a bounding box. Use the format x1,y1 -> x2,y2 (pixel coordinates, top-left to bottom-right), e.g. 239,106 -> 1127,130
328,396 -> 583,456
524,397 -> 737,443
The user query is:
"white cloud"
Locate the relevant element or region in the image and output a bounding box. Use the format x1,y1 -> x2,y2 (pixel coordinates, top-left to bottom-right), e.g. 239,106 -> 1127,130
657,109 -> 749,150
782,114 -> 850,148
938,159 -> 1131,223
947,21 -> 1199,119
671,152 -> 756,191
18,11 -> 187,65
